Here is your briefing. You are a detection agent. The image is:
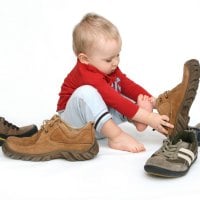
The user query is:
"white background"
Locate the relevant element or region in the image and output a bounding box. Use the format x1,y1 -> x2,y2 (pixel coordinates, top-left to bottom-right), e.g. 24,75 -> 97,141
0,0 -> 200,200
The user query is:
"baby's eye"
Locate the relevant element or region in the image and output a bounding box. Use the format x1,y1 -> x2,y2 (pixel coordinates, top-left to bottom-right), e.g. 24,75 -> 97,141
105,59 -> 112,62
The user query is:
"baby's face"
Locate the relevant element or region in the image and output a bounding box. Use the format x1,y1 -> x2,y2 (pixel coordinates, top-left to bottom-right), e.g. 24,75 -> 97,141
87,38 -> 121,75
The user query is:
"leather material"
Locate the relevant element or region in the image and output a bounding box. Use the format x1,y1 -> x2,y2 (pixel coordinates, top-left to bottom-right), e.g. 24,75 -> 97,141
2,115 -> 99,161
156,59 -> 200,136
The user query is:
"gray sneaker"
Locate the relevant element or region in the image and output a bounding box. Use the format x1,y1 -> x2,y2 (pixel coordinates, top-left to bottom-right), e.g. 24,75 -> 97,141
0,117 -> 38,146
144,130 -> 198,177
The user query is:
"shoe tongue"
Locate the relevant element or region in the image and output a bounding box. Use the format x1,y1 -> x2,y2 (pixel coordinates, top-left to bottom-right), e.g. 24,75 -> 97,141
177,140 -> 190,149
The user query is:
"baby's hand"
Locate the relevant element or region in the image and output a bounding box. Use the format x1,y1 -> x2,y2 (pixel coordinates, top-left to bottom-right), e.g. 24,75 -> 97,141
147,112 -> 174,135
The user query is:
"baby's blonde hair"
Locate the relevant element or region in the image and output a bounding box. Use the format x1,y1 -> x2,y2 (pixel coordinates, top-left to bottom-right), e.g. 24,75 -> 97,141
72,13 -> 121,56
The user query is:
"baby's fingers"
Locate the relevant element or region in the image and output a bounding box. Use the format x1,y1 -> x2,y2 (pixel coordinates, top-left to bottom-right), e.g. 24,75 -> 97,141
162,121 -> 174,129
161,114 -> 170,121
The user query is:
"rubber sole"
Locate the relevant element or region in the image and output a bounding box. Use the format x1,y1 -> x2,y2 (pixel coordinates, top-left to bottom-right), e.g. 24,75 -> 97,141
171,59 -> 200,136
2,139 -> 99,161
0,125 -> 38,146
144,156 -> 197,178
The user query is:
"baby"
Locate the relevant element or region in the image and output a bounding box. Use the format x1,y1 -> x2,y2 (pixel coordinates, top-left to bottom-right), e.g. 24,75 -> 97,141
57,13 -> 174,153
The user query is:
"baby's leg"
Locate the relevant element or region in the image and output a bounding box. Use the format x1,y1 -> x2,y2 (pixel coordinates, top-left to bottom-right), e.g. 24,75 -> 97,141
59,85 -> 112,139
134,94 -> 153,132
59,85 -> 145,153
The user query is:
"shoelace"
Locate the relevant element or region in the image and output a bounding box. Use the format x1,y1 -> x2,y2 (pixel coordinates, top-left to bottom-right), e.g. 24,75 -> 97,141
157,91 -> 169,103
156,139 -> 182,159
0,117 -> 19,130
26,115 -> 60,143
39,115 -> 60,134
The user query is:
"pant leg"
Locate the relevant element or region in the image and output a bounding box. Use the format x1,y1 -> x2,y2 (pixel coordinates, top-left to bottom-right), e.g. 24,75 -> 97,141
59,85 -> 112,139
59,85 -> 128,139
108,108 -> 128,124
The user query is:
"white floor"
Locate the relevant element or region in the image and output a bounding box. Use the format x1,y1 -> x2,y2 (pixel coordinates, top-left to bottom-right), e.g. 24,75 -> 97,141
1,0 -> 200,199
0,124 -> 199,200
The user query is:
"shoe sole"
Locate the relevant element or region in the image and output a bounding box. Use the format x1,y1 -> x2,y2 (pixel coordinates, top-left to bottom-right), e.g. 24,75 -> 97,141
0,125 -> 38,146
144,156 -> 197,178
2,139 -> 99,161
171,59 -> 200,135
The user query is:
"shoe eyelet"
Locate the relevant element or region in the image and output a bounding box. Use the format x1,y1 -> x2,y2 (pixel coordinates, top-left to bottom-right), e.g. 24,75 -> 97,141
164,91 -> 169,99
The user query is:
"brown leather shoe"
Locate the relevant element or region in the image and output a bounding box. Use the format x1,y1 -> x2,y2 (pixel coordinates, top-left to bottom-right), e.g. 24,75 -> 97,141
0,117 -> 38,146
155,59 -> 200,136
2,115 -> 99,161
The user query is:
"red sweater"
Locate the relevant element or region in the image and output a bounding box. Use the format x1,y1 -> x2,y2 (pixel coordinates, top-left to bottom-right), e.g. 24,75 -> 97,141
57,60 -> 152,118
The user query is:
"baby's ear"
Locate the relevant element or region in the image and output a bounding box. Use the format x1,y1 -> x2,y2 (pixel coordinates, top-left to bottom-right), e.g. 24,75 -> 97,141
78,53 -> 89,64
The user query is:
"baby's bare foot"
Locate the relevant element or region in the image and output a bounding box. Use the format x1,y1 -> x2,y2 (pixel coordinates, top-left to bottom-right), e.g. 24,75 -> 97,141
135,94 -> 153,132
138,94 -> 153,112
108,132 -> 145,153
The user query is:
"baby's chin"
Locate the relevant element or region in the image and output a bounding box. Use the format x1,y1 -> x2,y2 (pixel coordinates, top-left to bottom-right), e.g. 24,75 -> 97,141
108,69 -> 116,75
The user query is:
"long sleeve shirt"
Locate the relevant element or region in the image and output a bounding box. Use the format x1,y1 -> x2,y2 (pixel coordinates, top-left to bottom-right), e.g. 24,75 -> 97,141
57,60 -> 152,118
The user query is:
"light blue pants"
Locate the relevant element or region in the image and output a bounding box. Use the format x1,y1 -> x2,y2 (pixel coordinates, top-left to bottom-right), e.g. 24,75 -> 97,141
58,85 -> 128,139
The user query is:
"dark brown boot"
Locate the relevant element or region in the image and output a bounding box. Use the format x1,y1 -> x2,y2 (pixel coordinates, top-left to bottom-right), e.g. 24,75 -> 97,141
2,115 -> 99,161
0,117 -> 38,146
155,59 -> 200,136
